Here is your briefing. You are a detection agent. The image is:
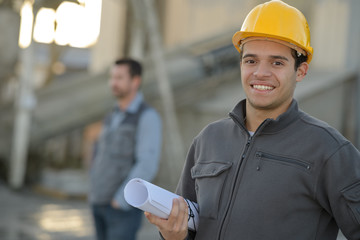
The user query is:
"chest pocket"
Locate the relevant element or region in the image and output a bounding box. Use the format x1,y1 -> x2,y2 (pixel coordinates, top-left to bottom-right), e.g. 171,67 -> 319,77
256,151 -> 312,173
191,162 -> 232,219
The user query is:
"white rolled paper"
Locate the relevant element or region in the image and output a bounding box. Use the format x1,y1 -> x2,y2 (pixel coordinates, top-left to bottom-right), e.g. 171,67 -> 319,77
124,178 -> 199,231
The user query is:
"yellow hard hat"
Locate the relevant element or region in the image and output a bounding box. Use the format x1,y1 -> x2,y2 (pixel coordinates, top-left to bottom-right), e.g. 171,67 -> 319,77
232,0 -> 313,63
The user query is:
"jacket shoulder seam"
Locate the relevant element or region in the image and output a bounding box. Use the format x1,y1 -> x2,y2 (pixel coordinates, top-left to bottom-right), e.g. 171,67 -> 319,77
299,114 -> 347,145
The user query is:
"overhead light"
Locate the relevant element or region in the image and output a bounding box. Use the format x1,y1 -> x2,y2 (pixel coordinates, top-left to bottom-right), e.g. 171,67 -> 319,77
18,1 -> 34,48
33,8 -> 56,44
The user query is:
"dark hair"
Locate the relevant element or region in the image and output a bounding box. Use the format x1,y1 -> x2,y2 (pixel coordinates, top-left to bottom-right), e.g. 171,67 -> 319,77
291,49 -> 308,71
239,48 -> 308,71
114,58 -> 142,77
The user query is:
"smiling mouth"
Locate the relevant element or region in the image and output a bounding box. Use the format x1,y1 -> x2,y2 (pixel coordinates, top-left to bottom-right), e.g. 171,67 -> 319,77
252,84 -> 274,91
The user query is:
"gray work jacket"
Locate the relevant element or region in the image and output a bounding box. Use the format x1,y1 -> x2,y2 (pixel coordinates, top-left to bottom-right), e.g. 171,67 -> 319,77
177,99 -> 360,240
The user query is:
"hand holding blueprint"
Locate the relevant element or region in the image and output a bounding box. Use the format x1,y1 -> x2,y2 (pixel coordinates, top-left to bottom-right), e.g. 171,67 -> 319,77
124,178 -> 199,231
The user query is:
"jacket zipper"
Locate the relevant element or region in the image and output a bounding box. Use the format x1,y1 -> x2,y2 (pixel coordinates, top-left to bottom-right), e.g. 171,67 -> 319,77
217,114 -> 267,239
217,135 -> 252,239
256,151 -> 311,170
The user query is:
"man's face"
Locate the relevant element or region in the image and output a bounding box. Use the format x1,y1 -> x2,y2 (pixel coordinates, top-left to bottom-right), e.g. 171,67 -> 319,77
240,40 -> 307,115
109,64 -> 137,100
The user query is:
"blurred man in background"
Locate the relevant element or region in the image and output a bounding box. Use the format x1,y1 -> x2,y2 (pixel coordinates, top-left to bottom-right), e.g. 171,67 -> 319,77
89,58 -> 162,240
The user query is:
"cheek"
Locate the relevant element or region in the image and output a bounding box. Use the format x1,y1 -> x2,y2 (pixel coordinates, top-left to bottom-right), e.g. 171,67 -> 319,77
240,68 -> 252,84
130,81 -> 137,90
284,72 -> 298,85
280,75 -> 297,93
110,80 -> 121,89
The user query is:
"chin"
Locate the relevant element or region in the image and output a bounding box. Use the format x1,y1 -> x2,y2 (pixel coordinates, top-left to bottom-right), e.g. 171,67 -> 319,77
249,101 -> 276,111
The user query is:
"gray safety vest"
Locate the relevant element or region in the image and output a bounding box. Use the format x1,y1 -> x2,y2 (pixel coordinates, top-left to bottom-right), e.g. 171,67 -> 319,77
89,102 -> 148,204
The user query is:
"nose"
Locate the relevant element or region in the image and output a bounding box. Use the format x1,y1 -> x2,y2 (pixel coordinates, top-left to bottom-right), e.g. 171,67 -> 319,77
253,62 -> 271,78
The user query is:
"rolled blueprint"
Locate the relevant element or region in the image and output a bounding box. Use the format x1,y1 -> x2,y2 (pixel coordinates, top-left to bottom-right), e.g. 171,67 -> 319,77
124,178 -> 199,231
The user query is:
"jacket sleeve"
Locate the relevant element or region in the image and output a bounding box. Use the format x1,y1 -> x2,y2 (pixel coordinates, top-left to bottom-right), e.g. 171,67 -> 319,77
316,141 -> 360,239
176,139 -> 198,204
174,139 -> 199,240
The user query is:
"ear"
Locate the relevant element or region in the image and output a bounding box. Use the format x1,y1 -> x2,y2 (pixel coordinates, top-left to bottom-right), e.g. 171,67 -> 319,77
295,62 -> 309,83
132,75 -> 142,89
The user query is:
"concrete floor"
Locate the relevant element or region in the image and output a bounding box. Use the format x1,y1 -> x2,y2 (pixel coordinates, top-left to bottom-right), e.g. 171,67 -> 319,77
0,182 -> 159,240
0,182 -> 347,240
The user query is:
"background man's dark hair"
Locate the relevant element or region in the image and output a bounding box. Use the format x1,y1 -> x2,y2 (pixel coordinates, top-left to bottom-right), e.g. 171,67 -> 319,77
114,58 -> 142,77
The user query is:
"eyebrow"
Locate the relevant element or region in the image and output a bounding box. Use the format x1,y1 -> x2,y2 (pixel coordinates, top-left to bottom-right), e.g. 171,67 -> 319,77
242,53 -> 257,59
242,53 -> 289,62
269,55 -> 289,61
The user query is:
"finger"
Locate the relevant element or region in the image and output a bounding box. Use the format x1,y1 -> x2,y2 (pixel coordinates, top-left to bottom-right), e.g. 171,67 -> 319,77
144,212 -> 152,222
111,200 -> 120,209
178,197 -> 189,229
147,199 -> 189,240
169,197 -> 188,232
169,198 -> 183,219
165,198 -> 178,229
146,198 -> 189,232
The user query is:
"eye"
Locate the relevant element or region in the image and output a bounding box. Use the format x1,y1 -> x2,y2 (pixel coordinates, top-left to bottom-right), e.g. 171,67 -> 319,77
243,59 -> 256,64
272,61 -> 284,66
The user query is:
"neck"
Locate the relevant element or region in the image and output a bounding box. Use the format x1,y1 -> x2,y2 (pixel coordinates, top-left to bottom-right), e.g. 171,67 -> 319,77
245,100 -> 292,132
245,110 -> 269,132
118,92 -> 138,111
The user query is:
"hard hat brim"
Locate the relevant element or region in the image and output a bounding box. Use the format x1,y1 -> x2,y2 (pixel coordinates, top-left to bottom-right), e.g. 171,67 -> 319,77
232,31 -> 313,64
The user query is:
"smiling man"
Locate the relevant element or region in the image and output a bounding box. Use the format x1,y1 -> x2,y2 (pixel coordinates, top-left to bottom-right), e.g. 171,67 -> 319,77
146,1 -> 360,240
240,39 -> 308,132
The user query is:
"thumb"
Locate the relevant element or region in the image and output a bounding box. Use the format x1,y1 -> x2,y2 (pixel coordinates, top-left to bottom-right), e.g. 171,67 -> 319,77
144,212 -> 156,223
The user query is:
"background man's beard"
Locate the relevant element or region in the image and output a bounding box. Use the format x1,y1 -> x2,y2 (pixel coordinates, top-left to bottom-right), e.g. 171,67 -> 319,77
112,89 -> 129,99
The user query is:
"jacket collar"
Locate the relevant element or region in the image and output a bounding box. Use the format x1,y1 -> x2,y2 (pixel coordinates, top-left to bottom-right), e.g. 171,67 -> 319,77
229,99 -> 301,134
112,92 -> 144,114
126,92 -> 144,114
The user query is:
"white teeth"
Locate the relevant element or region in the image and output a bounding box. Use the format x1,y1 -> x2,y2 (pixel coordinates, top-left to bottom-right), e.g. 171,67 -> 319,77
253,85 -> 274,90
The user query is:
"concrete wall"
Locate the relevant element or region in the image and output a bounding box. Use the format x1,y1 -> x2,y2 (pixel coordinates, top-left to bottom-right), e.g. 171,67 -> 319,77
161,0 -> 313,50
89,0 -> 127,73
